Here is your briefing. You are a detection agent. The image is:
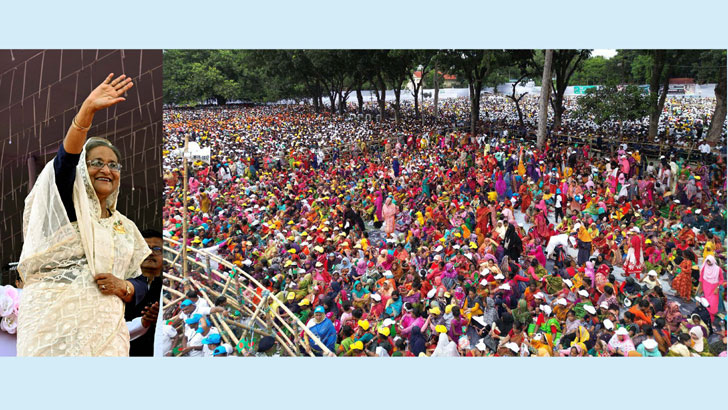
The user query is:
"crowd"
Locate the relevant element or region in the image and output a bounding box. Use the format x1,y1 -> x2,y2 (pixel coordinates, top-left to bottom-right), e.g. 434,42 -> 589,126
161,96 -> 726,357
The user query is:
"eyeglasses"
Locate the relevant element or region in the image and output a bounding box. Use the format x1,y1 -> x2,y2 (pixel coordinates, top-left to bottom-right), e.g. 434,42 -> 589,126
149,246 -> 163,255
87,159 -> 122,172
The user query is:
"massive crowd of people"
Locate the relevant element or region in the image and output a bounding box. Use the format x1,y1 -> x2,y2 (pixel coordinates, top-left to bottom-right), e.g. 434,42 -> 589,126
161,95 -> 726,357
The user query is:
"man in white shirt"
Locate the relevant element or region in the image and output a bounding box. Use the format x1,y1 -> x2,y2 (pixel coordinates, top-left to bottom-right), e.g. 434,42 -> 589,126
698,141 -> 712,160
158,324 -> 179,357
180,314 -> 204,357
201,332 -> 222,357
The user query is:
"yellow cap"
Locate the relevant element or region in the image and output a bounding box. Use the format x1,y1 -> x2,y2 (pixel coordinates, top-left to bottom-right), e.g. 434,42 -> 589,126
378,327 -> 391,337
429,307 -> 441,315
350,341 -> 364,350
445,304 -> 453,314
435,325 -> 447,333
298,298 -> 310,306
358,320 -> 370,331
287,292 -> 295,301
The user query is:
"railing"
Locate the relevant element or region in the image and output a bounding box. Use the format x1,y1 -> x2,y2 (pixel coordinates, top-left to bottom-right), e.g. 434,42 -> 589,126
162,238 -> 333,356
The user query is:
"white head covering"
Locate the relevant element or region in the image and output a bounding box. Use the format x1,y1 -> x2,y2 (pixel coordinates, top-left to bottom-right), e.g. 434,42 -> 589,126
19,138 -> 150,280
432,333 -> 459,357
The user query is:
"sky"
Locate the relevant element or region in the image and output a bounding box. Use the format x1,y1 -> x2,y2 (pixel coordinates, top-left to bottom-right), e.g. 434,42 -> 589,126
592,49 -> 618,59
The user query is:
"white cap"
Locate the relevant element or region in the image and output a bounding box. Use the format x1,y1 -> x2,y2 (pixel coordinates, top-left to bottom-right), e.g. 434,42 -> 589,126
648,270 -> 658,277
382,318 -> 395,327
697,297 -> 710,308
498,283 -> 511,291
615,327 -> 629,336
556,298 -> 567,306
475,340 -> 486,351
583,305 -> 597,315
371,293 -> 382,302
435,246 -> 443,253
427,289 -> 437,299
505,342 -> 519,353
540,305 -> 552,315
534,292 -> 544,300
562,279 -> 573,288
578,289 -> 589,297
603,319 -> 614,330
494,273 -> 505,280
599,301 -> 609,309
642,339 -> 658,350
479,279 -> 489,286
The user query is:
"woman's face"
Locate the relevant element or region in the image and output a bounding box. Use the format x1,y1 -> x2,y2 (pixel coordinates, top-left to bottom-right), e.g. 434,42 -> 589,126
86,146 -> 120,199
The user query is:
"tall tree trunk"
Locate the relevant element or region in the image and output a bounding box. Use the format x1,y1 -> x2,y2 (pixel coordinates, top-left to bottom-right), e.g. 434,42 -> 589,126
515,98 -> 525,129
537,49 -> 554,149
378,75 -> 387,121
394,87 -> 401,124
510,78 -> 527,129
433,64 -> 439,121
707,68 -> 726,144
552,93 -> 564,131
312,87 -> 320,113
338,92 -> 347,114
413,84 -> 420,119
356,87 -> 363,114
469,81 -> 482,136
648,51 -> 667,140
328,92 -> 336,113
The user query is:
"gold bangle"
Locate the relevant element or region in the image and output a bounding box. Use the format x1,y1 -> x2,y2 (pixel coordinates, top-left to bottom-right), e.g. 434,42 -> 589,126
72,115 -> 91,132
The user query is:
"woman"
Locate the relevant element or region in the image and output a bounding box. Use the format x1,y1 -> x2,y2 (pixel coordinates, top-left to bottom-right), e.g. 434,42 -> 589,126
382,197 -> 398,236
608,327 -> 636,356
697,255 -> 725,322
17,74 -> 149,356
503,223 -> 523,261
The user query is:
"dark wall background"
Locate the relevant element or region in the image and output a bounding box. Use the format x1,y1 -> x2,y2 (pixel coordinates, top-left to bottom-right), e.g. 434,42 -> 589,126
0,50 -> 163,283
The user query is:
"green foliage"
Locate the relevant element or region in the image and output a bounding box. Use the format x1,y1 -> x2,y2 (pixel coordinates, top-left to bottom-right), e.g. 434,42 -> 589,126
575,85 -> 650,126
162,49 -> 723,106
630,54 -> 652,84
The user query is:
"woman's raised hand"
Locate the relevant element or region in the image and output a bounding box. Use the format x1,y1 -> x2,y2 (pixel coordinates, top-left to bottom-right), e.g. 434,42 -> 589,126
85,73 -> 133,113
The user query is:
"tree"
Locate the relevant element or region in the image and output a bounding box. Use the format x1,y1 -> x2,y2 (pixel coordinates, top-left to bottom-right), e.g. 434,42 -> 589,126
306,50 -> 358,114
503,50 -> 536,129
443,50 -> 505,136
163,50 -> 246,105
537,50 -> 553,149
574,85 -> 650,152
707,53 -> 727,143
383,50 -> 415,124
570,56 -> 608,86
550,49 -> 591,131
407,50 -> 438,120
646,50 -> 672,140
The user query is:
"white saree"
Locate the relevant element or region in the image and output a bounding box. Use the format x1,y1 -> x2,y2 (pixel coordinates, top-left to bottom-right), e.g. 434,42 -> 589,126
17,141 -> 150,356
